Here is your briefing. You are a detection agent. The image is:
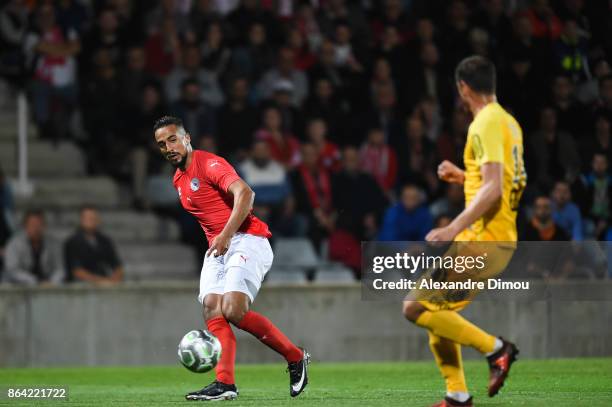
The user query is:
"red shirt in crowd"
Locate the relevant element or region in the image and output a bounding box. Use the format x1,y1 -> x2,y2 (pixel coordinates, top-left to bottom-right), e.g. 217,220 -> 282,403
173,150 -> 271,242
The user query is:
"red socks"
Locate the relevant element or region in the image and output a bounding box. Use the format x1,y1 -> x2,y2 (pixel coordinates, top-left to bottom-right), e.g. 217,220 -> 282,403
206,311 -> 302,385
206,317 -> 236,384
237,310 -> 303,363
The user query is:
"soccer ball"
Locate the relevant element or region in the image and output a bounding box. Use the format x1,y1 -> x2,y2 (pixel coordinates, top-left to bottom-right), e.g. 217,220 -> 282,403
177,330 -> 222,373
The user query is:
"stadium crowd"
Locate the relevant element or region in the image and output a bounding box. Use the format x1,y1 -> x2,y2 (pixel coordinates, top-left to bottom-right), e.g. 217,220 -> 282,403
1,0 -> 612,281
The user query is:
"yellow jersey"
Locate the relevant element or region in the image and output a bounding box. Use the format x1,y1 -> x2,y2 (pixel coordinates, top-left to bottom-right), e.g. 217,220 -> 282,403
461,102 -> 526,242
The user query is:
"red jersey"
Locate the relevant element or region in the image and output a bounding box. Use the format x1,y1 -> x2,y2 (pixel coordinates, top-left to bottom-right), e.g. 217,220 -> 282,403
173,150 -> 272,242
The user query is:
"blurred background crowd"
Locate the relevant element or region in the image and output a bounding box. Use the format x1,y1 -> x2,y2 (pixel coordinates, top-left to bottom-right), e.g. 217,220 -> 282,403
1,0 -> 612,283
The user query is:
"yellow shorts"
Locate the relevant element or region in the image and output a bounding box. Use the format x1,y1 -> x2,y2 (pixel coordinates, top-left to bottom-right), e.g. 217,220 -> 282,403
411,229 -> 516,312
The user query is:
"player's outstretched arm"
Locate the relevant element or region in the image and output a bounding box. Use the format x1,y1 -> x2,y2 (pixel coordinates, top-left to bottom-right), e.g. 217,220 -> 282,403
437,160 -> 465,184
207,180 -> 254,257
427,162 -> 502,241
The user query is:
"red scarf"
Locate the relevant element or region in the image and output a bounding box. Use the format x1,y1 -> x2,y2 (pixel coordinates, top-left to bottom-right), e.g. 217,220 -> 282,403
299,164 -> 331,212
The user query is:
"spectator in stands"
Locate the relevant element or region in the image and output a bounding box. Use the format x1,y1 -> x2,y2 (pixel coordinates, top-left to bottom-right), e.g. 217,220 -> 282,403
0,167 -> 14,274
257,47 -> 308,106
439,0 -> 471,72
551,180 -> 583,241
375,25 -> 407,78
410,41 -> 452,114
554,18 -> 589,82
523,195 -> 575,280
286,28 -> 316,71
577,58 -> 611,105
370,57 -> 396,102
332,21 -> 366,75
525,0 -> 563,40
144,17 -> 181,76
25,4 -> 80,142
4,209 -> 64,285
126,82 -> 168,209
290,143 -> 334,251
436,107 -> 471,164
363,82 -> 403,149
306,118 -> 340,172
303,77 -> 349,145
145,0 -> 190,37
200,22 -> 232,79
508,12 -> 553,84
332,146 -> 388,241
217,77 -> 258,159
269,79 -> 304,137
82,48 -> 122,175
165,45 -> 224,107
170,78 -> 216,147
189,0 -> 223,42
378,184 -> 433,241
580,114 -> 612,167
528,107 -> 581,191
119,46 -> 156,112
317,0 -> 370,47
396,115 -> 438,196
0,0 -> 28,82
227,0 -> 282,46
231,22 -> 276,82
472,0 -> 512,54
238,140 -> 291,217
576,153 -> 612,239
294,3 -> 323,52
359,127 -> 398,197
55,0 -> 88,34
523,195 -> 570,240
549,73 -> 587,137
81,7 -> 125,72
254,106 -> 300,168
500,49 -> 544,127
65,205 -> 123,285
430,184 -> 464,220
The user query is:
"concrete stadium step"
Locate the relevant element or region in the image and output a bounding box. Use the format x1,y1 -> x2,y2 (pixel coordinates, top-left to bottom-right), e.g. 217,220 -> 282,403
0,140 -> 85,177
12,176 -> 120,209
118,243 -> 198,281
47,210 -> 181,242
0,113 -> 37,140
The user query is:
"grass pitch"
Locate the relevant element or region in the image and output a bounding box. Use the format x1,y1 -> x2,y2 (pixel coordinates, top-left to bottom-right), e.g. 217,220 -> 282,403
1,358 -> 611,406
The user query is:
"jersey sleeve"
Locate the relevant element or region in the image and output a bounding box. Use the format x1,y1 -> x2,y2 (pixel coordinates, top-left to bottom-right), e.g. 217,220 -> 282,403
473,115 -> 505,166
206,156 -> 242,192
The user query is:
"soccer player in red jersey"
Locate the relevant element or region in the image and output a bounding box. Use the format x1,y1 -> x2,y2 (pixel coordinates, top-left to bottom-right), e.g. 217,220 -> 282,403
153,116 -> 309,401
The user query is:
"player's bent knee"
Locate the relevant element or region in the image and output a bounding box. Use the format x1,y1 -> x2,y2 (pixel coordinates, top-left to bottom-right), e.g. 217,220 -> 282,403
203,294 -> 223,321
403,300 -> 425,323
221,302 -> 248,325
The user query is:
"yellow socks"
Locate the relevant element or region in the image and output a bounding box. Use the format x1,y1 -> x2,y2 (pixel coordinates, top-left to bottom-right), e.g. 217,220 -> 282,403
416,310 -> 496,354
428,332 -> 467,393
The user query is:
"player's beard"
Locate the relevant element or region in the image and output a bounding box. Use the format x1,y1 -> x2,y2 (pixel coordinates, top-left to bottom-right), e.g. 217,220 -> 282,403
168,152 -> 187,169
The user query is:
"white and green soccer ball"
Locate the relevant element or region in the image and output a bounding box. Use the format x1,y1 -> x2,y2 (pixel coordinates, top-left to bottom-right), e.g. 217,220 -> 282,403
177,330 -> 222,373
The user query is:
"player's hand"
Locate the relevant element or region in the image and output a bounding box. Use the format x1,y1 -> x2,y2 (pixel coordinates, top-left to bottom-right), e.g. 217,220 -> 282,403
425,226 -> 458,243
437,160 -> 465,184
207,233 -> 231,257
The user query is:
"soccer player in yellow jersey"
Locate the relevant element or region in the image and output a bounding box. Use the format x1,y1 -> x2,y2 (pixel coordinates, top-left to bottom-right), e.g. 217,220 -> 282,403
403,56 -> 526,407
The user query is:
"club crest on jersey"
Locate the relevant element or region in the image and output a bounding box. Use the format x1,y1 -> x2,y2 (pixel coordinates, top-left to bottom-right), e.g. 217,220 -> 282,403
190,178 -> 200,191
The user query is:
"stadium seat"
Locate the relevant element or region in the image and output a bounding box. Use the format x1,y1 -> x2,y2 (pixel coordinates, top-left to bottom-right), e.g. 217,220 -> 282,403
264,268 -> 308,284
272,238 -> 320,269
313,266 -> 356,283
